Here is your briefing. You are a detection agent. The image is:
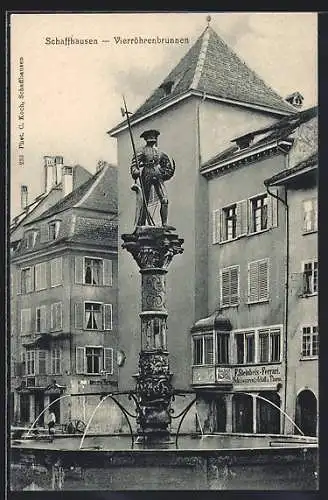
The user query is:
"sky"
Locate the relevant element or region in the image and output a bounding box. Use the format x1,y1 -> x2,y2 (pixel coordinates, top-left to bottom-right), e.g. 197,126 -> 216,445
10,12 -> 317,218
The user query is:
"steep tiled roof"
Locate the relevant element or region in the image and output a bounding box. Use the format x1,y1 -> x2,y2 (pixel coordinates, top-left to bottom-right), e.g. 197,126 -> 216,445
109,26 -> 295,134
31,165 -> 117,223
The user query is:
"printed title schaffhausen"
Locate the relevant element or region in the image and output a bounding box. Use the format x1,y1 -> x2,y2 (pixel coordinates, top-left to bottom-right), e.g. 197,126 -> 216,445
44,36 -> 189,46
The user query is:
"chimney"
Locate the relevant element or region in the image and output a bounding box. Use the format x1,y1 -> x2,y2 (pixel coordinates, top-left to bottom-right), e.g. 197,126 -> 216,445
62,166 -> 73,197
20,185 -> 28,210
44,155 -> 64,192
285,91 -> 304,109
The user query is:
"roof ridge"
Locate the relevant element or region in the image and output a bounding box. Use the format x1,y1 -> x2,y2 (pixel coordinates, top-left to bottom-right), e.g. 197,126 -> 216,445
191,27 -> 210,89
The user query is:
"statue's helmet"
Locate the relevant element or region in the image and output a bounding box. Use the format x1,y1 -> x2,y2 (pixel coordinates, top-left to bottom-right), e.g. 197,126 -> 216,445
140,130 -> 160,142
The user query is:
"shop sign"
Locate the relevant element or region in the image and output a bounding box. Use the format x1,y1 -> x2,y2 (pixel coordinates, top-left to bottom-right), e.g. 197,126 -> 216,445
89,379 -> 113,385
233,364 -> 281,388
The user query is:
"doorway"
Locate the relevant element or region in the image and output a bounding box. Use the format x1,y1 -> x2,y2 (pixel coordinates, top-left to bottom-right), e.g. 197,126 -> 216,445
295,390 -> 317,436
34,392 -> 45,426
232,394 -> 253,433
20,394 -> 30,423
49,394 -> 61,423
256,391 -> 280,434
215,396 -> 227,432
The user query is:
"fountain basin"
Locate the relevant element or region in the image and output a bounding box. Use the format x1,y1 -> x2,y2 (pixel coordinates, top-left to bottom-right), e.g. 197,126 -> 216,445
11,434 -> 318,490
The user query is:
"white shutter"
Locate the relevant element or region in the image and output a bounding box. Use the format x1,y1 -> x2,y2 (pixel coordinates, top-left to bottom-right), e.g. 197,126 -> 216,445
51,257 -> 62,286
236,200 -> 248,237
40,305 -> 47,333
268,189 -> 279,228
104,348 -> 113,374
75,256 -> 84,284
103,259 -> 113,286
248,261 -> 259,303
50,304 -> 54,330
76,347 -> 85,374
230,267 -> 239,305
35,263 -> 46,290
30,266 -> 35,292
248,259 -> 269,303
212,209 -> 221,244
17,270 -> 21,295
75,303 -> 84,330
258,259 -> 269,301
21,309 -> 31,335
221,269 -> 230,307
56,302 -> 63,330
104,304 -> 113,331
40,223 -> 48,243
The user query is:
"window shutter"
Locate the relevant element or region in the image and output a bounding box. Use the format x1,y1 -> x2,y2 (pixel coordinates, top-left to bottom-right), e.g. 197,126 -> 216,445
221,269 -> 230,307
57,302 -> 63,330
103,259 -> 113,286
30,266 -> 35,292
104,348 -> 113,374
50,304 -> 54,330
40,305 -> 47,333
230,267 -> 239,305
258,259 -> 269,301
267,190 -> 278,228
76,347 -> 85,374
74,303 -> 84,330
236,200 -> 248,237
212,210 -> 221,244
248,261 -> 259,303
40,223 -> 48,243
75,256 -> 84,284
104,304 -> 113,331
57,257 -> 63,284
17,271 -> 21,295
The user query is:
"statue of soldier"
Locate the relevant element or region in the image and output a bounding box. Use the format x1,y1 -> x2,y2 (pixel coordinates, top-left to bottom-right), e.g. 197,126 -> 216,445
130,130 -> 175,227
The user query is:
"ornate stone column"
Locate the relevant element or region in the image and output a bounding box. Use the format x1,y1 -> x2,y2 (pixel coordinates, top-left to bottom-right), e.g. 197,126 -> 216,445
122,226 -> 183,443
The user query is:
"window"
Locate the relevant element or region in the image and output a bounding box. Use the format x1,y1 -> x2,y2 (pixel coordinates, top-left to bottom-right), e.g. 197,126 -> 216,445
36,306 -> 47,334
50,257 -> 62,287
38,350 -> 47,375
235,331 -> 255,364
192,336 -> 214,365
220,266 -> 239,307
76,302 -> 112,331
21,267 -> 34,294
26,350 -> 35,375
75,256 -> 113,286
35,262 -> 47,291
21,309 -> 31,335
302,261 -> 318,295
302,326 -> 319,357
48,220 -> 60,240
217,333 -> 230,364
50,302 -> 62,331
85,302 -> 102,330
248,258 -> 269,303
23,350 -> 48,375
303,199 -> 317,233
85,258 -> 102,285
76,346 -> 114,374
223,204 -> 237,241
250,194 -> 268,233
258,328 -> 281,362
25,230 -> 37,249
51,349 -> 61,374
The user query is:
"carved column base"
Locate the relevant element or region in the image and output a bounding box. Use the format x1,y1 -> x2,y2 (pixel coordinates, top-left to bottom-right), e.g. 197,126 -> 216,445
134,349 -> 174,440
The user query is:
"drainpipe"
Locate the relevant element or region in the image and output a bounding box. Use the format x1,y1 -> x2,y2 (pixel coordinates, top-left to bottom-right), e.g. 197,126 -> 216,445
265,181 -> 289,433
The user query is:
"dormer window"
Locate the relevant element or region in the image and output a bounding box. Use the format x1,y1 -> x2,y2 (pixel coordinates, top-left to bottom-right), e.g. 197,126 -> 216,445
48,220 -> 60,240
160,80 -> 174,97
25,230 -> 37,249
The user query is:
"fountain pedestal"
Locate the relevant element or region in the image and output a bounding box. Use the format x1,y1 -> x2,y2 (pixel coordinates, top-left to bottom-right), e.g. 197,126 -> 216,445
122,226 -> 183,444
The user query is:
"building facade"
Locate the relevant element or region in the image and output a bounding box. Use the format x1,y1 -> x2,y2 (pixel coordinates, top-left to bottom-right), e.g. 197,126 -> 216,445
265,114 -> 318,436
11,161 -> 120,432
108,23 -> 318,432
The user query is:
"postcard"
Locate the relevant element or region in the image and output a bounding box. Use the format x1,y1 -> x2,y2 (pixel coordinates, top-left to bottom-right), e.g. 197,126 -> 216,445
9,11 -> 318,492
